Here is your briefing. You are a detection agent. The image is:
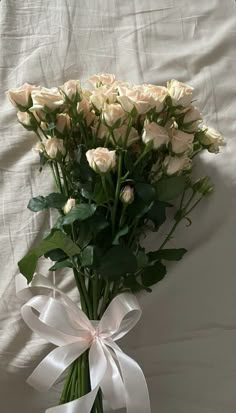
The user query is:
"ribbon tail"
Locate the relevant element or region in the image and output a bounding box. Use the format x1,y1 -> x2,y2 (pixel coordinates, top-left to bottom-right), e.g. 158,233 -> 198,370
109,342 -> 151,413
27,341 -> 89,392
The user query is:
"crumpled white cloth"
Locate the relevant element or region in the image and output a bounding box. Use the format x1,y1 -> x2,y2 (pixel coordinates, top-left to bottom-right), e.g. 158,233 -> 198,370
1,1 -> 236,412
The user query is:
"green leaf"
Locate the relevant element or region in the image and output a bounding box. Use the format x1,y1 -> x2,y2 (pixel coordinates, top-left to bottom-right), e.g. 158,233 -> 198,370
136,250 -> 149,269
99,245 -> 137,280
127,197 -> 154,219
141,262 -> 167,287
49,259 -> 73,271
46,193 -> 67,209
60,204 -> 96,225
44,249 -> 67,261
135,183 -> 156,203
93,178 -> 113,204
27,196 -> 48,212
113,225 -> 129,245
80,246 -> 95,267
148,248 -> 187,262
156,176 -> 187,201
147,200 -> 170,229
124,275 -> 143,292
18,230 -> 80,282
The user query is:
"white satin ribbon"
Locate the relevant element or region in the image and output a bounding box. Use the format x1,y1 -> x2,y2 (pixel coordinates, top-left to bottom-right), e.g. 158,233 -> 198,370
16,273 -> 151,413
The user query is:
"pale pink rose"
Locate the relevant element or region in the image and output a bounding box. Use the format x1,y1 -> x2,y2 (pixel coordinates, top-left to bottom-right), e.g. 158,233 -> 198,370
164,155 -> 192,175
183,106 -> 202,132
86,147 -> 116,173
30,88 -> 64,111
85,111 -> 96,126
113,125 -> 140,147
33,142 -> 45,153
77,97 -> 90,115
171,129 -> 194,154
88,73 -> 116,87
117,95 -> 135,112
55,113 -> 71,133
141,84 -> 168,112
61,80 -> 81,100
17,111 -> 32,126
167,79 -> 193,106
102,103 -> 126,127
117,85 -> 151,114
200,126 -> 225,153
6,83 -> 38,108
44,137 -> 66,158
95,123 -> 109,140
142,120 -> 169,149
63,198 -> 76,214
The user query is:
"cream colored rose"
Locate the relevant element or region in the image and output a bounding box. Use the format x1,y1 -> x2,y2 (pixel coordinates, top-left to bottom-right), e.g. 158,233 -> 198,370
77,97 -> 90,115
88,73 -> 116,87
142,120 -> 169,149
167,79 -> 193,107
55,113 -> 71,133
63,198 -> 76,214
95,123 -> 109,140
30,87 -> 64,111
102,103 -> 126,127
164,155 -> 192,175
33,142 -> 45,153
171,129 -> 194,154
17,111 -> 32,126
61,80 -> 81,100
183,106 -> 202,132
86,147 -> 116,173
141,84 -> 168,112
6,83 -> 37,108
117,85 -> 151,114
44,137 -> 66,158
120,186 -> 134,204
113,125 -> 140,147
200,126 -> 224,153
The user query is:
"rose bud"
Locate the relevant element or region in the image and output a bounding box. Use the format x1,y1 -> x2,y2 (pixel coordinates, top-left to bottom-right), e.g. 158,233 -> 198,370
120,186 -> 134,205
63,198 -> 76,214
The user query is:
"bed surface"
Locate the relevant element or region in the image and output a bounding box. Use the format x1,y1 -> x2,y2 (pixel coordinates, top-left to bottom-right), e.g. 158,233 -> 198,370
0,1 -> 236,412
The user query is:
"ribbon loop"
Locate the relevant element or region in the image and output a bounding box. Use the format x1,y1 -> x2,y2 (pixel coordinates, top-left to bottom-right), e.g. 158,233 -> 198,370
16,273 -> 151,413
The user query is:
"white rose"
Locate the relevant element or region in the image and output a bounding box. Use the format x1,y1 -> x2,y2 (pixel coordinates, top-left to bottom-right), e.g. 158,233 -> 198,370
94,123 -> 109,140
200,126 -> 224,153
30,87 -> 64,111
167,79 -> 193,107
33,142 -> 45,153
88,73 -> 116,87
102,103 -> 126,127
183,106 -> 202,132
117,95 -> 135,112
164,155 -> 192,175
44,137 -> 66,158
118,85 -> 151,114
17,111 -> 32,126
6,83 -> 37,109
55,113 -> 71,133
86,147 -> 116,173
63,198 -> 76,214
120,186 -> 134,204
171,129 -> 194,154
113,125 -> 140,147
142,120 -> 169,149
90,90 -> 107,111
61,80 -> 81,100
77,97 -> 90,115
141,84 -> 168,112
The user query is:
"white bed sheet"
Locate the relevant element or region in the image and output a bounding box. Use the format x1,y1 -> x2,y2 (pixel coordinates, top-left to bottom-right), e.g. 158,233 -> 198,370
0,1 -> 236,412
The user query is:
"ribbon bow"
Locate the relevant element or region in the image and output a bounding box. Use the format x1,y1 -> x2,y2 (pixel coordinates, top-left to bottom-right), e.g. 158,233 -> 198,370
16,273 -> 151,413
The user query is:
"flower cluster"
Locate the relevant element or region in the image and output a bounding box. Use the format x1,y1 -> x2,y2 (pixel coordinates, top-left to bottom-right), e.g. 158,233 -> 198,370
7,74 -> 224,292
8,73 -> 224,411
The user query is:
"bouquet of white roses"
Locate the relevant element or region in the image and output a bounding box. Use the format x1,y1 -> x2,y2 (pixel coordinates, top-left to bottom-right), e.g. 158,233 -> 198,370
7,73 -> 224,413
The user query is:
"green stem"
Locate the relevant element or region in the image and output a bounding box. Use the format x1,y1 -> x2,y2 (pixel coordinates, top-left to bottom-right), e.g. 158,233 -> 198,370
49,163 -> 60,191
29,111 -> 48,140
158,219 -> 180,250
99,281 -> 111,318
60,164 -> 69,197
112,151 -> 123,235
59,363 -> 74,404
54,162 -> 63,194
92,274 -> 99,319
101,175 -> 113,217
185,195 -> 204,215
